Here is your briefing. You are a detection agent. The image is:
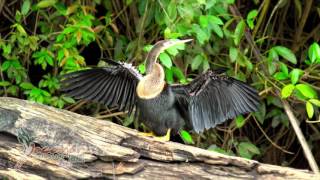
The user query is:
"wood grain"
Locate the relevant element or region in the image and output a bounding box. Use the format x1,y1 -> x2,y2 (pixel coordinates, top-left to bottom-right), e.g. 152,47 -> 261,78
0,97 -> 317,179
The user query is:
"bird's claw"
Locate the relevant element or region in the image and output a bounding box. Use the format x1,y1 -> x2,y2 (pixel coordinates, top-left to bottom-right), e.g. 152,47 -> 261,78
138,129 -> 171,141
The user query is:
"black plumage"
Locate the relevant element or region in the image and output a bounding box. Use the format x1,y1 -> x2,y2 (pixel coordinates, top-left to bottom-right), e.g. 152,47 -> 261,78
61,63 -> 141,114
60,39 -> 260,138
172,70 -> 259,133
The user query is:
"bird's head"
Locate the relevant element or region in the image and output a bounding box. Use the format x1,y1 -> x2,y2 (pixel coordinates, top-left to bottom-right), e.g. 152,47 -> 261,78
145,39 -> 193,74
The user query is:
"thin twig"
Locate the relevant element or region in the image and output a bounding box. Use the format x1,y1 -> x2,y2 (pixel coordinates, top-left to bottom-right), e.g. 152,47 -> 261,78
282,100 -> 319,174
253,116 -> 294,154
292,0 -> 313,52
229,5 -> 267,74
66,100 -> 87,112
95,111 -> 127,119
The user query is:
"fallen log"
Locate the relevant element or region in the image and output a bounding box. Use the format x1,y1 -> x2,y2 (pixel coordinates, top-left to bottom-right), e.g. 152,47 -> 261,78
0,97 -> 317,179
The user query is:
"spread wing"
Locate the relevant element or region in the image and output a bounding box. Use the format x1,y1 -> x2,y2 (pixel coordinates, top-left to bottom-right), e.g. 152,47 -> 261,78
60,60 -> 142,114
172,70 -> 260,133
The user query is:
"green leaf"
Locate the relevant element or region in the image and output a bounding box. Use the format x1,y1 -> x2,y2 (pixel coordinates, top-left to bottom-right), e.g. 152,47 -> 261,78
7,85 -> 18,96
165,67 -> 173,84
2,44 -> 12,55
41,89 -> 51,97
267,61 -> 277,75
309,99 -> 320,107
0,81 -> 10,87
306,101 -> 314,119
208,145 -> 229,155
166,46 -> 179,56
159,53 -> 172,68
62,96 -> 75,104
273,46 -> 297,64
238,142 -> 260,159
235,115 -> 245,128
21,0 -> 31,15
54,2 -> 67,15
253,103 -> 266,124
62,26 -> 76,35
229,47 -> 238,63
246,9 -> 258,29
164,27 -> 171,39
192,24 -> 209,44
245,58 -> 253,72
279,62 -> 288,75
166,2 -> 177,21
199,15 -> 209,28
174,43 -> 186,50
208,15 -> 224,25
126,0 -> 133,5
16,24 -> 27,35
273,72 -> 289,80
46,56 -> 54,66
57,99 -> 64,108
138,63 -> 146,74
20,82 -> 34,90
202,59 -> 210,71
143,45 -> 153,52
57,49 -> 65,61
179,130 -> 194,144
234,20 -> 245,46
289,68 -> 302,84
281,84 -> 295,98
295,84 -> 317,99
308,42 -> 320,63
294,88 -> 309,101
191,54 -> 203,70
172,67 -> 186,82
211,24 -> 223,38
36,0 -> 57,9
15,11 -> 22,22
205,0 -> 217,10
268,48 -> 279,62
1,61 -> 11,71
265,109 -> 282,119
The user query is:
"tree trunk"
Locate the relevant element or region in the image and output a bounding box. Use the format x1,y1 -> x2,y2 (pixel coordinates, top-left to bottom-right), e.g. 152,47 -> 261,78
0,97 -> 317,179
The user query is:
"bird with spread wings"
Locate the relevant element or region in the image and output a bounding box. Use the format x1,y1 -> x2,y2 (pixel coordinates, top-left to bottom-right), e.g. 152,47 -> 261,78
61,39 -> 259,141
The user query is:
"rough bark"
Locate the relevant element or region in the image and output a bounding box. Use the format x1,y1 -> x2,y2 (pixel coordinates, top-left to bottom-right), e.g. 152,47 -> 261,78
0,97 -> 317,179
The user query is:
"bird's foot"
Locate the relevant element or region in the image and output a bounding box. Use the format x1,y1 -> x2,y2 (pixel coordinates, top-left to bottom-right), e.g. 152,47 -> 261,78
138,129 -> 171,142
138,131 -> 155,137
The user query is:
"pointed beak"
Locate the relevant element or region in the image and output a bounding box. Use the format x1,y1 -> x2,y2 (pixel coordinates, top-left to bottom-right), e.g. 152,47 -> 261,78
162,39 -> 193,49
179,39 -> 193,43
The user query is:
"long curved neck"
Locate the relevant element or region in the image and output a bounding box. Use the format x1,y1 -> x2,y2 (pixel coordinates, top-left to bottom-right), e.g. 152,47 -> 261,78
137,63 -> 165,99
145,39 -> 192,74
145,43 -> 164,74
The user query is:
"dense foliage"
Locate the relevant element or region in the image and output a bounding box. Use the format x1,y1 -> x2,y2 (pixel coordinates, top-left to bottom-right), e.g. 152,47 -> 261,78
0,0 -> 319,169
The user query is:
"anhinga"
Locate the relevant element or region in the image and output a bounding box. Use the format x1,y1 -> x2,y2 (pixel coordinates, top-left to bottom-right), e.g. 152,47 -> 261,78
61,39 -> 259,141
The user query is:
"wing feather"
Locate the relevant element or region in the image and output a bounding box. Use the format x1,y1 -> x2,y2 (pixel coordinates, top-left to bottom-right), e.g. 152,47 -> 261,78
100,75 -> 117,104
107,76 -> 121,106
172,70 -> 259,133
60,60 -> 141,114
61,72 -> 101,91
91,76 -> 112,102
76,74 -> 107,99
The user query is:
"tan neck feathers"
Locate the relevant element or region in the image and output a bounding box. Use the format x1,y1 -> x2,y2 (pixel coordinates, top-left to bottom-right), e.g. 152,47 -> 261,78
136,63 -> 165,99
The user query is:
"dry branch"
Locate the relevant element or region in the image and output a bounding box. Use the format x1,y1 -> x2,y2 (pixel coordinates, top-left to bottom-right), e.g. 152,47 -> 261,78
0,97 -> 318,179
